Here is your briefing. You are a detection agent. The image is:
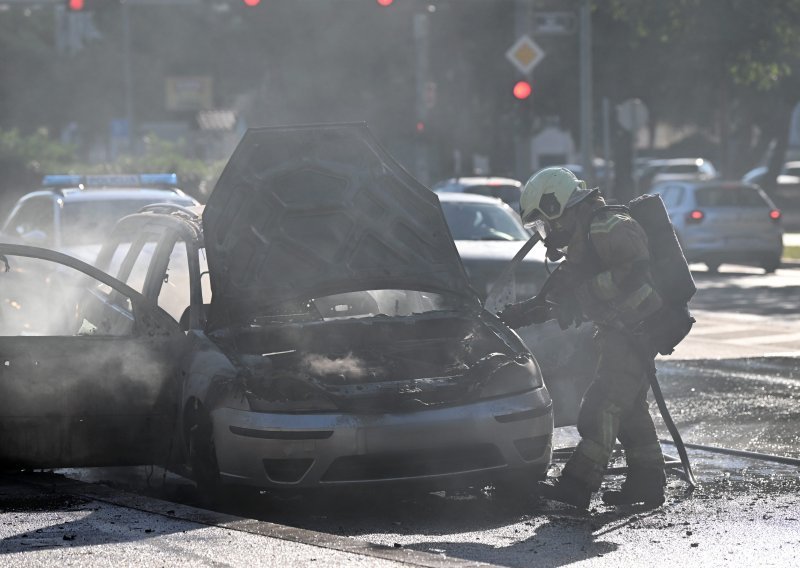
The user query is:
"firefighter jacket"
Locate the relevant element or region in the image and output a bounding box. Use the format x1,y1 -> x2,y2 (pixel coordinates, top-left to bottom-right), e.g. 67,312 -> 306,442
563,199 -> 663,329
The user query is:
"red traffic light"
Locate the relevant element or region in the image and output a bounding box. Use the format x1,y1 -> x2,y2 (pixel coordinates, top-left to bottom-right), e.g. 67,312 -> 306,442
67,0 -> 85,10
513,81 -> 532,100
377,0 -> 394,6
242,0 -> 261,6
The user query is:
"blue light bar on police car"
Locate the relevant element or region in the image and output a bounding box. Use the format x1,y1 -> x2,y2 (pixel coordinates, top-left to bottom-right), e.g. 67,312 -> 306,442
139,173 -> 179,186
42,173 -> 179,188
41,175 -> 82,187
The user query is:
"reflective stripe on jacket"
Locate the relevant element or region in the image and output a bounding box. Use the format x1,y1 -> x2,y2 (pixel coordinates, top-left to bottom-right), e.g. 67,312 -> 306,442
567,204 -> 663,327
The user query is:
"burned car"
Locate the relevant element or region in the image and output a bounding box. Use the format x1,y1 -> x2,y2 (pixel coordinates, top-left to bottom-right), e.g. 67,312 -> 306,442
0,124 -> 554,491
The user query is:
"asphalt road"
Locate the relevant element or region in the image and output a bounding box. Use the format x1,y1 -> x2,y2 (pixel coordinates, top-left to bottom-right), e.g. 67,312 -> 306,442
671,263 -> 800,358
2,262 -> 799,567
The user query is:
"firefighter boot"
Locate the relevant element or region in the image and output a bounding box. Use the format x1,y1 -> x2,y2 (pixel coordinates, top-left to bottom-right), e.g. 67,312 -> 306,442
537,474 -> 592,509
602,468 -> 666,507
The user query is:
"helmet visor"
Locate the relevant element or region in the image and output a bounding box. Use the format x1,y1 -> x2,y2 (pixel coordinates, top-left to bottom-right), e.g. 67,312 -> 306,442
523,215 -> 551,242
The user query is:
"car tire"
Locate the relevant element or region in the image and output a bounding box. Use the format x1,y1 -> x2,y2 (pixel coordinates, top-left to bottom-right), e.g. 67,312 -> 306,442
762,257 -> 781,274
187,409 -> 222,496
705,262 -> 721,273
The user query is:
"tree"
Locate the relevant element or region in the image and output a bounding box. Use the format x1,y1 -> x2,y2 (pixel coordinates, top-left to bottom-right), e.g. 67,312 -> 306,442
602,0 -> 800,187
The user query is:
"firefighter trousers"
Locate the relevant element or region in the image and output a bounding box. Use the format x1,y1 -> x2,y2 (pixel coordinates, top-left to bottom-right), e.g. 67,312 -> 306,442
561,327 -> 664,490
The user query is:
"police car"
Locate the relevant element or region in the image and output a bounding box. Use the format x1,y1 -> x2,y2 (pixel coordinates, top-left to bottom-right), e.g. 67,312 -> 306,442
0,174 -> 199,263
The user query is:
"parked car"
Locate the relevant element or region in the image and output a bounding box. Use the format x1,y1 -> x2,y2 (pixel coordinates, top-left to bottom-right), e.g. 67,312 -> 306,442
637,158 -> 718,193
743,161 -> 800,184
650,180 -> 783,273
437,192 -> 547,300
432,176 -> 523,213
0,173 -> 199,263
0,125 -> 556,493
741,163 -> 800,201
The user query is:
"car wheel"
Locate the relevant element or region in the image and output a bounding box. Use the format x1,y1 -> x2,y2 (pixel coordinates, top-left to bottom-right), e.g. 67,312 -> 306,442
705,262 -> 721,273
187,410 -> 221,495
762,257 -> 781,274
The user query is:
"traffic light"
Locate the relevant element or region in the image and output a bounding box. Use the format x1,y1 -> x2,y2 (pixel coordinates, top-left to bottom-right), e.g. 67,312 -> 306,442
377,0 -> 394,6
513,80 -> 532,100
65,0 -> 120,11
242,0 -> 262,5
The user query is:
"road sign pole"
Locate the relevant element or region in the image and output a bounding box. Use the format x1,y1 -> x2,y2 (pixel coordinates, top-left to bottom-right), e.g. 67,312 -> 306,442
414,11 -> 430,185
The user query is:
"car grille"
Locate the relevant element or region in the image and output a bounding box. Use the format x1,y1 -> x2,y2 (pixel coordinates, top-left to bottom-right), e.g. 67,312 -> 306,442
320,443 -> 505,483
513,435 -> 551,461
263,458 -> 314,483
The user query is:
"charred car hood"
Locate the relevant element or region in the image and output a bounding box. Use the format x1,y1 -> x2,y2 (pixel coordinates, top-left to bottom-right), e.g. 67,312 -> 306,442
203,124 -> 477,329
454,240 -> 548,263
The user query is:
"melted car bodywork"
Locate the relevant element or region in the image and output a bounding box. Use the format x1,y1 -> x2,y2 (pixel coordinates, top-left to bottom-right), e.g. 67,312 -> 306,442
202,123 -> 478,330
213,312 -> 543,415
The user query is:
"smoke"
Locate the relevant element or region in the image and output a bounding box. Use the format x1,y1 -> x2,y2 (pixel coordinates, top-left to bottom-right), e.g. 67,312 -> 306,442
301,352 -> 368,381
0,252 -> 176,465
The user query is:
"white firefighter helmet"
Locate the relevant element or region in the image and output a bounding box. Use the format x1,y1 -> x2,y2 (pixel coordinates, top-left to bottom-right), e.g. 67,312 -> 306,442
519,167 -> 593,224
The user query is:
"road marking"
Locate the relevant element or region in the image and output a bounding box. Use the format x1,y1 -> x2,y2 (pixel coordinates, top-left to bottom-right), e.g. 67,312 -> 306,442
689,324 -> 754,336
726,331 -> 800,346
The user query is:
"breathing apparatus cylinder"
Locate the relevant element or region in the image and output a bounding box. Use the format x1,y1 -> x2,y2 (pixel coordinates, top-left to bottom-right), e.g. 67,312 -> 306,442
628,194 -> 696,305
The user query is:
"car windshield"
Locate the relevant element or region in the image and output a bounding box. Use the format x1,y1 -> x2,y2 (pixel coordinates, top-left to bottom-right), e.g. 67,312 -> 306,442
251,289 -> 467,324
440,202 -> 528,241
61,198 -> 190,246
661,164 -> 700,174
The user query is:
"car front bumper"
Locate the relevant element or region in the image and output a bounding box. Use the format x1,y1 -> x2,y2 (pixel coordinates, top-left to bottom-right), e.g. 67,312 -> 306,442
211,387 -> 553,489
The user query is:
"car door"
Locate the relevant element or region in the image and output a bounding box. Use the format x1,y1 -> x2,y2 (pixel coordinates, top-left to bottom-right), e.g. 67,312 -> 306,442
0,244 -> 184,469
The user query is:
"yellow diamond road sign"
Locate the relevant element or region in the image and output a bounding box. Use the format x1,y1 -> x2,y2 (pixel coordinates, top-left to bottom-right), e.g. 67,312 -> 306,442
506,35 -> 545,75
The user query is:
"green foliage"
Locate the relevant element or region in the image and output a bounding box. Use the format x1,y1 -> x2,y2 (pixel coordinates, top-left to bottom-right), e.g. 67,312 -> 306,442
0,128 -> 222,200
86,137 -> 226,198
0,128 -> 75,173
0,128 -> 76,197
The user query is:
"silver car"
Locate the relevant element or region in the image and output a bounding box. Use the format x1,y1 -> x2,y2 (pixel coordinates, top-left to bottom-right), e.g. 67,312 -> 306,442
0,125 -> 556,494
437,192 -> 547,301
650,180 -> 783,273
432,176 -> 523,213
0,173 -> 199,263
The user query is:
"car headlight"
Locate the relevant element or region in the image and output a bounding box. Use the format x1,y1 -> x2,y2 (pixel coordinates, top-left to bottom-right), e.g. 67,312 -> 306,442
478,355 -> 543,399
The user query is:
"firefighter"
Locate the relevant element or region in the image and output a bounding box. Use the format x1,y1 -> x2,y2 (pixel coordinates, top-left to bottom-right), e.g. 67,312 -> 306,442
499,167 -> 666,508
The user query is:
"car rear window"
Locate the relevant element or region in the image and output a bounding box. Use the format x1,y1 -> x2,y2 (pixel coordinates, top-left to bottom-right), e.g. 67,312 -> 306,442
694,185 -> 769,208
655,185 -> 684,208
661,164 -> 699,174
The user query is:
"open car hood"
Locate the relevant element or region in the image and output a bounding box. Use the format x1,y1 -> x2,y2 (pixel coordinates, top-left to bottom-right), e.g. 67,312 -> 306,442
203,123 -> 477,329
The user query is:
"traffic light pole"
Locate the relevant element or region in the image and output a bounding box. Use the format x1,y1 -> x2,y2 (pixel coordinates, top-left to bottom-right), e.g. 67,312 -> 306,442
413,10 -> 430,185
122,2 -> 134,151
514,0 -> 533,180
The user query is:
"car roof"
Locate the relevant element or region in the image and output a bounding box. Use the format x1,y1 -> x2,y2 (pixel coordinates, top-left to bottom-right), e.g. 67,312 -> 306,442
653,179 -> 758,191
436,192 -> 507,204
16,187 -> 197,204
648,158 -> 711,166
434,176 -> 522,188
